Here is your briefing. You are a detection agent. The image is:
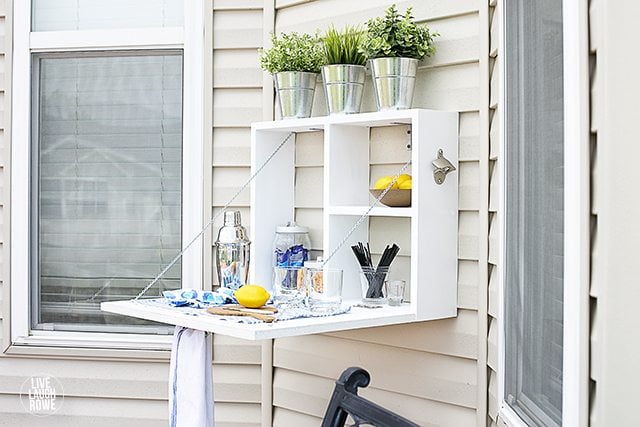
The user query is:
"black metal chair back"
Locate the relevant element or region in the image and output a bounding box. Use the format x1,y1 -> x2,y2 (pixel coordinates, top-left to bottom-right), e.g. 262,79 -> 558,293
321,367 -> 420,427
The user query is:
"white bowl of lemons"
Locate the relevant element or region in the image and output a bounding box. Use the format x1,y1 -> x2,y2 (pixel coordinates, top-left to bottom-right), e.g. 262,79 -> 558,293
370,174 -> 412,207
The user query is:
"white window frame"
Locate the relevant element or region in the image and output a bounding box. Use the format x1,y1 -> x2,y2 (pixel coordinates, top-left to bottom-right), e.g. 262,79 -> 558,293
497,0 -> 590,426
7,1 -> 206,352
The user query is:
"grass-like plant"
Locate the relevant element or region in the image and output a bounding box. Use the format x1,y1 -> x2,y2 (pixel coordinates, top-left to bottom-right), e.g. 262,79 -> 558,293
361,4 -> 439,60
259,32 -> 324,74
323,25 -> 367,66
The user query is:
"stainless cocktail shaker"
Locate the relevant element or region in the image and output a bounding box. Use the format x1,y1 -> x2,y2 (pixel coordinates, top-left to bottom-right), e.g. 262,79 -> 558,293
215,211 -> 251,290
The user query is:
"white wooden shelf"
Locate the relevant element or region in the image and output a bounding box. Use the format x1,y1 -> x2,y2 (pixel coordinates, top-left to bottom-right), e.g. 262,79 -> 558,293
326,205 -> 414,217
101,109 -> 458,341
101,299 -> 418,341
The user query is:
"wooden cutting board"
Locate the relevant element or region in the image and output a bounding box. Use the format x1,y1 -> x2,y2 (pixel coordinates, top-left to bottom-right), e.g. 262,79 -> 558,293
207,305 -> 278,323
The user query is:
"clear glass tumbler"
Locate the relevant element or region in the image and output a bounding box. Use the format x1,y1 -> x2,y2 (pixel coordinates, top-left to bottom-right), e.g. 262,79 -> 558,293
385,280 -> 406,306
305,267 -> 344,314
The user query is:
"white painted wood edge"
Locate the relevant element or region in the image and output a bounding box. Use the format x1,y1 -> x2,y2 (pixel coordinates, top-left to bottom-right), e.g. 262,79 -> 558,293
101,299 -> 418,341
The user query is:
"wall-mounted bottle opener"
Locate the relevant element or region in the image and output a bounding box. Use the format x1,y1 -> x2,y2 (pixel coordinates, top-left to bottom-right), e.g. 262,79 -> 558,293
432,149 -> 456,185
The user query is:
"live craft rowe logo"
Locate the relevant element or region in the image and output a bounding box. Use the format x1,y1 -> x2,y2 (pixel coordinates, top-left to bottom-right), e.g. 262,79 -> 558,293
20,375 -> 64,416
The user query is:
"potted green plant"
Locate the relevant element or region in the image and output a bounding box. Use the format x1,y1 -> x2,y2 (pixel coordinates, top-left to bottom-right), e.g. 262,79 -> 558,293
321,25 -> 367,114
361,4 -> 438,110
260,32 -> 324,119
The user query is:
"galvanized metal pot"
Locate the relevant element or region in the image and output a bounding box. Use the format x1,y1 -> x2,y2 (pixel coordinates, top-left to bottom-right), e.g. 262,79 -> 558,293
274,71 -> 318,119
321,64 -> 366,114
370,57 -> 419,110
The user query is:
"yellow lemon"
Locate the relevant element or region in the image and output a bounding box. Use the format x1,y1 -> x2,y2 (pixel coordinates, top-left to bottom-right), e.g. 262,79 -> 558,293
396,174 -> 412,186
398,178 -> 412,190
234,284 -> 270,308
374,175 -> 399,190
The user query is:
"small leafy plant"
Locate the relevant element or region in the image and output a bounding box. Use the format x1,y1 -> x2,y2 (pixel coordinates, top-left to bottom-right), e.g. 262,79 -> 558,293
259,32 -> 324,74
323,25 -> 367,66
361,4 -> 439,60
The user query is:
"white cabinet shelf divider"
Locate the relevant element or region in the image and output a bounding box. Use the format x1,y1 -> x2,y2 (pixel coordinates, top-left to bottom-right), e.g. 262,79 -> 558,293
101,109 -> 458,341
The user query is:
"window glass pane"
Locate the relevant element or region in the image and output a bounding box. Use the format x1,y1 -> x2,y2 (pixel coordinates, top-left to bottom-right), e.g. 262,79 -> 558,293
32,0 -> 184,31
504,0 -> 564,425
32,52 -> 182,333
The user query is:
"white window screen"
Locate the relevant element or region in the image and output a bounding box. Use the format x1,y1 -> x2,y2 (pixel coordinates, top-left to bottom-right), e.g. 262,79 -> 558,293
31,52 -> 182,332
504,0 -> 564,425
32,0 -> 184,31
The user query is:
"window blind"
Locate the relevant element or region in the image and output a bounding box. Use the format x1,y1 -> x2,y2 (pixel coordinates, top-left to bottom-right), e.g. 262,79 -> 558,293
32,52 -> 183,332
32,0 -> 184,31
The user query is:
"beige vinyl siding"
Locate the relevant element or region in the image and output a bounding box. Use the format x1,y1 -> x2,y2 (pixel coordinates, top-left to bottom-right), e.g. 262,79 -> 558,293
589,0 -> 640,423
588,0 -> 600,424
211,2 -> 267,425
486,0 -> 500,425
270,2 -> 487,425
0,0 -> 8,350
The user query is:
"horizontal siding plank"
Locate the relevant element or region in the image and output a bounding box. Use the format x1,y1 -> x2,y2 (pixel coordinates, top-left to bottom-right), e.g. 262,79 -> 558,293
0,359 -> 168,400
0,395 -> 167,426
459,160 -> 480,211
295,167 -> 323,208
212,128 -> 251,167
273,334 -> 477,408
489,160 -> 498,212
459,111 -> 480,161
488,265 -> 499,318
413,63 -> 480,112
458,259 -> 479,310
369,217 -> 411,257
489,107 -> 499,160
212,364 -> 261,403
590,65 -> 599,133
295,131 -> 323,167
589,0 -> 600,53
273,368 -> 334,418
213,10 -> 262,50
369,125 -> 411,165
215,402 -> 261,427
213,0 -> 263,10
293,208 -> 323,251
488,214 -> 498,265
591,139 -> 598,215
590,232 -> 599,298
213,88 -> 262,127
276,1 -> 478,32
327,309 -> 478,359
488,369 -> 498,421
489,3 -> 499,58
213,334 -> 263,364
273,406 -> 321,427
212,166 -> 251,206
423,13 -> 480,68
213,49 -> 262,88
489,60 -> 499,109
487,318 -> 498,371
590,301 -> 599,381
459,211 -> 479,260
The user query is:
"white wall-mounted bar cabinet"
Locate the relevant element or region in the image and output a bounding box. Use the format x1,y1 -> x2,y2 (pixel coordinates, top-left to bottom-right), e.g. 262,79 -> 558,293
102,109 -> 458,340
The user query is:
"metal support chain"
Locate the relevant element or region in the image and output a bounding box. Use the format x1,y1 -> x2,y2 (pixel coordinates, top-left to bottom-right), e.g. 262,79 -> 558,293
133,132 -> 295,300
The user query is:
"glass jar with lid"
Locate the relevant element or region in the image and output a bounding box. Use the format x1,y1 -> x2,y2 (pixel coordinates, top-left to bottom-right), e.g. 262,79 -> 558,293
272,222 -> 311,306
